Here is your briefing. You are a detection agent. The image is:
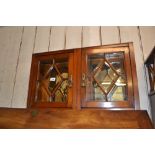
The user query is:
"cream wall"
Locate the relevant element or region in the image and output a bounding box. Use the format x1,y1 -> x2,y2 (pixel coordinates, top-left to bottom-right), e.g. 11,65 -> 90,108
0,26 -> 155,117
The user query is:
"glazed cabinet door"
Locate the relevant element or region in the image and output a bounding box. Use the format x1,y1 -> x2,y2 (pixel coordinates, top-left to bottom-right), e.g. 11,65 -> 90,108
28,51 -> 74,108
81,46 -> 134,109
28,43 -> 139,109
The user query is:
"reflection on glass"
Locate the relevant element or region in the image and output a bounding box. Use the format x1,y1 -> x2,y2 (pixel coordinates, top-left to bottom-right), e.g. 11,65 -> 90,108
36,58 -> 69,103
87,52 -> 127,102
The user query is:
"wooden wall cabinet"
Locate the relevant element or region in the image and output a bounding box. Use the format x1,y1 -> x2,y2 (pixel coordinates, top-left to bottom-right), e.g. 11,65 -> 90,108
27,43 -> 139,110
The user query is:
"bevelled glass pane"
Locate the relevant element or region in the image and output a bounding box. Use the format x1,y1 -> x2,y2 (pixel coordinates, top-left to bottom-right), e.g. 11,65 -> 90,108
35,58 -> 69,103
94,86 -> 106,101
86,52 -> 127,102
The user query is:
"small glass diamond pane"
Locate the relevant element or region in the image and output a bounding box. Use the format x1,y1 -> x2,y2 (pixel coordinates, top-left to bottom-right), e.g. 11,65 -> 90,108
94,61 -> 117,93
106,52 -> 125,75
54,90 -> 64,102
36,58 -> 69,103
108,86 -> 127,101
94,86 -> 106,101
87,52 -> 127,102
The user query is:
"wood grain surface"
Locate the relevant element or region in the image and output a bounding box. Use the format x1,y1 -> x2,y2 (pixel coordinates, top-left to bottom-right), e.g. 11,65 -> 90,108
0,108 -> 153,129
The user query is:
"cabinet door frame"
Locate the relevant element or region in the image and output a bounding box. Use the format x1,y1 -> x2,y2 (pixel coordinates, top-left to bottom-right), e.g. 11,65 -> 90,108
81,43 -> 140,109
27,50 -> 75,108
27,43 -> 139,110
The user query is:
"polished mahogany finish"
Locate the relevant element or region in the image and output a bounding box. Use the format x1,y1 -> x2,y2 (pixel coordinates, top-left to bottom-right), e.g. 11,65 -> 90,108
28,50 -> 75,108
0,108 -> 153,128
81,43 -> 137,109
27,43 -> 139,109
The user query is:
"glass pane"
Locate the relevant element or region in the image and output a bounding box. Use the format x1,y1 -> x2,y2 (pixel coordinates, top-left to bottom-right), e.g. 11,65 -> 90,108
108,85 -> 127,101
86,52 -> 127,102
35,57 -> 69,103
94,86 -> 106,101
